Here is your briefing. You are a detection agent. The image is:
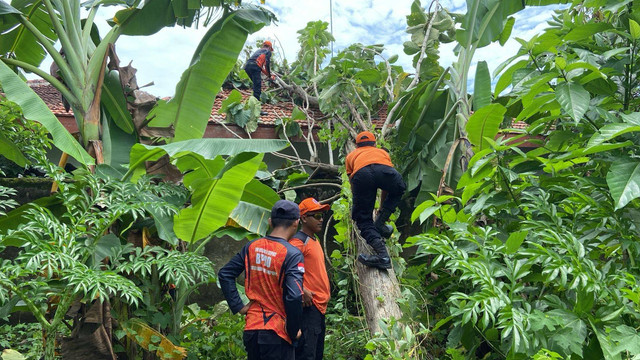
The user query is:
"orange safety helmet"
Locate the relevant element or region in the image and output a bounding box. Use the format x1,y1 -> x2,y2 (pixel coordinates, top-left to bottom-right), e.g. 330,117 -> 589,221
355,131 -> 376,144
299,197 -> 330,215
263,40 -> 274,51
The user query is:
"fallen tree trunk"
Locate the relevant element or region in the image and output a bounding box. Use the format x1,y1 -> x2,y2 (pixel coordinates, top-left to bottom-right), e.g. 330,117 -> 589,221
354,230 -> 403,335
274,77 -> 320,107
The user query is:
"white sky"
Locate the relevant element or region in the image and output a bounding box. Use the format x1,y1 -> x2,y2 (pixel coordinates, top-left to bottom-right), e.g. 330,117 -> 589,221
31,0 -> 566,97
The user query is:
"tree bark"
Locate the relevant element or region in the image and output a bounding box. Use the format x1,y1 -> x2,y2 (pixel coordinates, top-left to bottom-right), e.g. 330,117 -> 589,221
353,230 -> 403,335
274,77 -> 319,107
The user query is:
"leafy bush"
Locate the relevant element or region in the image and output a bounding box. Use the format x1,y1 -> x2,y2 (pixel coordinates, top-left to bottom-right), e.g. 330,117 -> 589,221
0,323 -> 43,358
180,302 -> 246,359
410,154 -> 640,357
0,97 -> 51,173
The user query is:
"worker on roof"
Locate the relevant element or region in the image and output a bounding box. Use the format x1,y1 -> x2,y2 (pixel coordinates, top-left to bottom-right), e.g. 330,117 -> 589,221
244,40 -> 276,102
345,131 -> 406,270
289,198 -> 331,360
219,200 -> 304,360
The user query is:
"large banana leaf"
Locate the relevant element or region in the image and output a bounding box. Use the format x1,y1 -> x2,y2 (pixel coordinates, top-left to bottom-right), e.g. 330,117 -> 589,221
228,179 -> 281,236
0,61 -> 94,165
101,70 -> 134,134
473,60 -> 491,110
113,0 -> 177,36
150,8 -> 271,142
466,103 -> 506,151
0,1 -> 57,67
125,138 -> 287,181
456,0 -> 524,48
456,0 -> 570,49
101,109 -> 136,170
174,153 -> 263,243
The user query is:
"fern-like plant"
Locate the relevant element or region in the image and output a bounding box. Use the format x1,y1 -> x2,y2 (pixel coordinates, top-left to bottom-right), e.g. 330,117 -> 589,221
0,167 -> 213,359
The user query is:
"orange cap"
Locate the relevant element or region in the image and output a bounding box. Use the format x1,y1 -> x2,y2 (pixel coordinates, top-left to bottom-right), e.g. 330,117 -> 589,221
299,197 -> 330,215
263,40 -> 273,50
356,131 -> 376,144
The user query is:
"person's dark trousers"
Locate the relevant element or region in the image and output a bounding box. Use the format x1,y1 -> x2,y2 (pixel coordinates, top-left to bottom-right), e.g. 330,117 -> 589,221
243,330 -> 294,360
351,164 -> 406,245
244,62 -> 263,100
296,305 -> 326,360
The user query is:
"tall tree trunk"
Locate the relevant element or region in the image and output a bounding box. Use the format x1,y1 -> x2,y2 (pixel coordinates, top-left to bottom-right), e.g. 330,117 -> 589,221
353,229 -> 403,335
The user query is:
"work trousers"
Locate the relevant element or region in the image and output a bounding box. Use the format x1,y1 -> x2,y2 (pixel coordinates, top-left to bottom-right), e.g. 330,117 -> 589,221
351,164 -> 406,245
244,62 -> 263,100
296,305 -> 326,360
243,330 -> 294,360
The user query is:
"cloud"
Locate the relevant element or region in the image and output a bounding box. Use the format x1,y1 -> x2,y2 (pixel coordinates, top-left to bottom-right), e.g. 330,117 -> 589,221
28,1 -> 566,97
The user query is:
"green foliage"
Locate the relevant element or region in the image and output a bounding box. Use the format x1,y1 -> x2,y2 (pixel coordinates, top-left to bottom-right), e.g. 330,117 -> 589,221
0,60 -> 93,165
316,43 -> 400,122
224,59 -> 251,89
0,0 -> 57,67
180,302 -> 246,359
365,318 -> 430,360
466,103 -> 506,151
0,97 -> 51,169
0,169 -> 198,357
274,106 -> 304,140
0,323 -> 43,359
403,0 -> 453,80
292,20 -> 334,76
174,152 -> 264,243
149,8 -> 273,142
219,89 -> 261,134
0,170 -> 17,217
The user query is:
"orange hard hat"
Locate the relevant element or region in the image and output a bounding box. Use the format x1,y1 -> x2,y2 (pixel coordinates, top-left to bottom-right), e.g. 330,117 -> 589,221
263,40 -> 273,50
356,131 -> 376,144
299,197 -> 330,215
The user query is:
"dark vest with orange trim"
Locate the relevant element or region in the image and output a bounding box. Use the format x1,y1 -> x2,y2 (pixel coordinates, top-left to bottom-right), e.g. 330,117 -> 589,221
219,236 -> 304,343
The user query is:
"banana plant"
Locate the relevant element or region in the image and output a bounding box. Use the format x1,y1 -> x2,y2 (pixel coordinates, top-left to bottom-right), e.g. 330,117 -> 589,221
122,138 -> 288,335
389,0 -> 571,207
0,0 -> 273,168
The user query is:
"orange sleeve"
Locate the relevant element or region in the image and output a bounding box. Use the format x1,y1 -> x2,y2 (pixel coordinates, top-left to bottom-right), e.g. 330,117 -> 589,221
345,152 -> 354,176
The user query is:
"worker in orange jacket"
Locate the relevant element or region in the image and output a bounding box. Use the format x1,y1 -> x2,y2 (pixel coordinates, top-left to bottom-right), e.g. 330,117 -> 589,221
345,131 -> 406,270
219,200 -> 304,360
244,40 -> 275,101
289,198 -> 332,360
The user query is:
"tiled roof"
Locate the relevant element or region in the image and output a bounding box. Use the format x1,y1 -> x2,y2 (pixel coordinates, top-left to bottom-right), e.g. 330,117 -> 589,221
212,87 -> 325,127
212,87 -> 387,128
26,80 -> 526,133
511,121 -> 528,129
26,79 -> 387,129
29,79 -> 73,116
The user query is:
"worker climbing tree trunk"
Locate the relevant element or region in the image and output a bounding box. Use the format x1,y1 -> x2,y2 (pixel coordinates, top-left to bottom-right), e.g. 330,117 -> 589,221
345,131 -> 407,270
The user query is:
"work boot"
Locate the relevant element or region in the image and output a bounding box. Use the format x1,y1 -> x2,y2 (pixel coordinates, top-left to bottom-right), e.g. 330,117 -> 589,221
358,238 -> 391,270
374,209 -> 394,238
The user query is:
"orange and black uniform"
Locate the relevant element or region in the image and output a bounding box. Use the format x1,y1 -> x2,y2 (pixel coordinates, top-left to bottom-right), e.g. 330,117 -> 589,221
345,144 -> 406,244
219,235 -> 304,360
244,48 -> 272,100
289,231 -> 331,360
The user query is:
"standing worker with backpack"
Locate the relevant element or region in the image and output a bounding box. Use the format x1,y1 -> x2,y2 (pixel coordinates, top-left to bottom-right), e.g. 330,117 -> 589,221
346,131 -> 406,270
244,40 -> 276,102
